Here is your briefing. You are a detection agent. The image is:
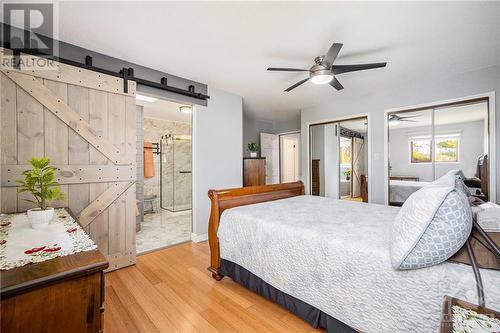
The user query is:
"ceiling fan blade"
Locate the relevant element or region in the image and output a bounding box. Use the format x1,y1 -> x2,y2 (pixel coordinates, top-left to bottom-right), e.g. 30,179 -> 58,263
267,67 -> 310,72
285,77 -> 309,92
401,119 -> 418,122
332,62 -> 387,75
329,77 -> 344,91
322,43 -> 343,68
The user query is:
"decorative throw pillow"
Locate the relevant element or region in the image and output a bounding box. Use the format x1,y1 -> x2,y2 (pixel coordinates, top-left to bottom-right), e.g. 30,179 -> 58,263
391,185 -> 472,270
431,170 -> 471,197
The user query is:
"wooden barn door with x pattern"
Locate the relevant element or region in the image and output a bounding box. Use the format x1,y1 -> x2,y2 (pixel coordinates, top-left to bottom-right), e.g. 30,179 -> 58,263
0,53 -> 137,271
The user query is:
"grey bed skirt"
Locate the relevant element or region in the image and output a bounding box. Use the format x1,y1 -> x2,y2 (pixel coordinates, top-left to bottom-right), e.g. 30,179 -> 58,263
220,259 -> 357,333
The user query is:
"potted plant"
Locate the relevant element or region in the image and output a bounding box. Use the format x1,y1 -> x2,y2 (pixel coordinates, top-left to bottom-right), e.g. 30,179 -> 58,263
343,170 -> 351,181
248,142 -> 259,158
16,157 -> 64,229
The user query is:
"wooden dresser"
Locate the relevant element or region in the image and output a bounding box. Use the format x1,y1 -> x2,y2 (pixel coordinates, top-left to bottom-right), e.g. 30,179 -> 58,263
311,159 -> 320,195
1,213 -> 108,333
243,157 -> 266,186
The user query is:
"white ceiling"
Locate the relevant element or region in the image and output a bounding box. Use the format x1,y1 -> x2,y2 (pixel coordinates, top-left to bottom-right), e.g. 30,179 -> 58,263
54,2 -> 500,122
136,95 -> 191,123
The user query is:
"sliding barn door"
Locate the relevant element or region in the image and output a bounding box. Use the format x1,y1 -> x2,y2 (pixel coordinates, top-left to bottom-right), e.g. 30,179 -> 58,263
0,53 -> 137,271
352,137 -> 365,198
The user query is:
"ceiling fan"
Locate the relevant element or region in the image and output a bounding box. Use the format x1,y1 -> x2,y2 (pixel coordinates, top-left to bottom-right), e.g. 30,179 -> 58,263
267,43 -> 387,92
388,114 -> 420,126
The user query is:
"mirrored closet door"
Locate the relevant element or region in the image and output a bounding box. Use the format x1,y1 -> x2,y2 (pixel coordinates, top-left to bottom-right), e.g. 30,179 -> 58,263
310,117 -> 368,202
388,99 -> 489,206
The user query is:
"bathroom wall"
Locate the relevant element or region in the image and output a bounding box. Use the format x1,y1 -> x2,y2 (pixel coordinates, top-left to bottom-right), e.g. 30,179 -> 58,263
143,117 -> 191,204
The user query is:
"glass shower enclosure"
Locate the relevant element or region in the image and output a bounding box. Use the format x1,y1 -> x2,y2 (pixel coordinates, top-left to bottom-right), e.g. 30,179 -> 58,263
160,134 -> 192,212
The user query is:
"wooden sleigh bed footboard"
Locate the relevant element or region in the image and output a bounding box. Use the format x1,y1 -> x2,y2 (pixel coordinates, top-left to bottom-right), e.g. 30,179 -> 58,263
207,181 -> 305,280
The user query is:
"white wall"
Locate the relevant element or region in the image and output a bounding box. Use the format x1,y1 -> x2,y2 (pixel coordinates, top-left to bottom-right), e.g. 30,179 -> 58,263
389,121 -> 485,181
192,87 -> 243,237
324,124 -> 339,198
301,65 -> 500,204
310,125 -> 325,196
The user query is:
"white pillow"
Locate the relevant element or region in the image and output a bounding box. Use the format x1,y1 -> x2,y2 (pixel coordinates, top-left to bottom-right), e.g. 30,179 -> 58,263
391,185 -> 472,270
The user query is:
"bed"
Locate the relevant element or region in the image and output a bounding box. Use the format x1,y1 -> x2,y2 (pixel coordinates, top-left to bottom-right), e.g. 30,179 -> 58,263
389,180 -> 430,205
207,182 -> 500,333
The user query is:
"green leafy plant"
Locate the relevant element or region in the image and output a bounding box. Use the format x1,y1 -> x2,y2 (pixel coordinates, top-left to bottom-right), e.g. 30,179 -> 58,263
247,142 -> 259,152
343,170 -> 351,179
16,157 -> 63,210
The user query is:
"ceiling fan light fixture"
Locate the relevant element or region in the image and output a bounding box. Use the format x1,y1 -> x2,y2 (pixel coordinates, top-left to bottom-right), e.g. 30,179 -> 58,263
311,73 -> 333,85
389,118 -> 400,126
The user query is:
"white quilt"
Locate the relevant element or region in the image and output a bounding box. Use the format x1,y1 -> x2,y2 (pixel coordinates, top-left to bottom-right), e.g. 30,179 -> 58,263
218,195 -> 500,333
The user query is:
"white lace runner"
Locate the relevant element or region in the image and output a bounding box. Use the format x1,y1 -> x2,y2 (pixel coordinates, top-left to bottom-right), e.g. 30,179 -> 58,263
0,208 -> 97,270
452,305 -> 500,332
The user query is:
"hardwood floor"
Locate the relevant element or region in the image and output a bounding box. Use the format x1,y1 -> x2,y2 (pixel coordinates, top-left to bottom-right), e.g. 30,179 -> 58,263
104,241 -> 324,333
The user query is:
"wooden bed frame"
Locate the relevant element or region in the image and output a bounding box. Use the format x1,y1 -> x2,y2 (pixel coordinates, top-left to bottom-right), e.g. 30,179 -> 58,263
207,181 -> 305,280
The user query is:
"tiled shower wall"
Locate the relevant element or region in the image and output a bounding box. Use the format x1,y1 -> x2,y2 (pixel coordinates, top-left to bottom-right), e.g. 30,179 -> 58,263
143,117 -> 191,208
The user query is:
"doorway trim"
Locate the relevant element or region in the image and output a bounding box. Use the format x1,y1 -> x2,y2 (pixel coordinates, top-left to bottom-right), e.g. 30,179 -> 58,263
305,113 -> 372,203
278,131 -> 301,183
383,92 -> 496,205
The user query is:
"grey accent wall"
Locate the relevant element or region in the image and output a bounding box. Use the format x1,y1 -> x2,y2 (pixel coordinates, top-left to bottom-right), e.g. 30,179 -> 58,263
275,116 -> 301,134
242,115 -> 274,156
136,106 -> 144,231
301,65 -> 500,204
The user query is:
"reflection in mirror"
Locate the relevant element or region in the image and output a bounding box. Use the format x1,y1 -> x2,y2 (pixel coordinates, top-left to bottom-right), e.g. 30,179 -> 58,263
339,119 -> 368,202
310,117 -> 368,202
388,109 -> 433,206
388,100 -> 489,206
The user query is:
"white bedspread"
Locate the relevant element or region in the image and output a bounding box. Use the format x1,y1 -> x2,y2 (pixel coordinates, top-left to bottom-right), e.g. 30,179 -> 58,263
218,195 -> 500,332
390,180 -> 430,203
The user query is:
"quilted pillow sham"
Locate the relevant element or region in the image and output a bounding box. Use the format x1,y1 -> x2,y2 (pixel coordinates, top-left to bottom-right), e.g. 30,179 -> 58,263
391,185 -> 472,270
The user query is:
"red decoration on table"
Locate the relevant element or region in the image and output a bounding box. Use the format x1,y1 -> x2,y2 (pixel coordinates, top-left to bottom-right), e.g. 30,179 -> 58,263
24,246 -> 46,254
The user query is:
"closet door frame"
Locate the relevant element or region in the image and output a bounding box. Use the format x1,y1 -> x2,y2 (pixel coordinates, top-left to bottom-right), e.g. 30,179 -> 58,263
383,92 -> 496,205
306,113 -> 371,201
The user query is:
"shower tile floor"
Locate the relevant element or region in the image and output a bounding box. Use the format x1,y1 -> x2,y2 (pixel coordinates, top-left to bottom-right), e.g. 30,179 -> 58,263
136,209 -> 191,254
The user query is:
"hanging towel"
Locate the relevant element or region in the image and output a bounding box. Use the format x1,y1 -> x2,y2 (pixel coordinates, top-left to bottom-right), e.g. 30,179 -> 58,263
144,141 -> 155,179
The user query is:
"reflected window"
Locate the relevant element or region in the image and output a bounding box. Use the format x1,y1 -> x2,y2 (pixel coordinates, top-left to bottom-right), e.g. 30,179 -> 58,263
410,138 -> 432,163
435,136 -> 459,162
409,135 -> 459,164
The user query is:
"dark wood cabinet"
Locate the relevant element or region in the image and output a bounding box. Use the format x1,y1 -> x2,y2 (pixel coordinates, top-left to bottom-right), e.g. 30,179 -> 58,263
243,157 -> 266,186
390,175 -> 419,181
311,159 -> 320,196
0,210 -> 108,333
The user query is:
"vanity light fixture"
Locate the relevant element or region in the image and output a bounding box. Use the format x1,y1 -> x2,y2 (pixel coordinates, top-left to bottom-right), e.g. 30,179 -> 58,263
135,94 -> 158,103
179,105 -> 192,114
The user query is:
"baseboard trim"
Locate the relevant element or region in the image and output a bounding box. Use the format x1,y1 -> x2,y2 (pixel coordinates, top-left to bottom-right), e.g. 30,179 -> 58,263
191,232 -> 208,243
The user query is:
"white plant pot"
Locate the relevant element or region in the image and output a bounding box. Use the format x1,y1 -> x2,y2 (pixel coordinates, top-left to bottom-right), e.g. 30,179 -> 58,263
27,207 -> 54,229
250,152 -> 257,158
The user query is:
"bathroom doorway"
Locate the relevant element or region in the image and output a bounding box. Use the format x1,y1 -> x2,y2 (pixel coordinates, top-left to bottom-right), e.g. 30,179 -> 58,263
136,94 -> 193,254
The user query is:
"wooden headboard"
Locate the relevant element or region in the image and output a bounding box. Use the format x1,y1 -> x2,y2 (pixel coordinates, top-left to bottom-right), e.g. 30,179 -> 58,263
207,181 -> 305,280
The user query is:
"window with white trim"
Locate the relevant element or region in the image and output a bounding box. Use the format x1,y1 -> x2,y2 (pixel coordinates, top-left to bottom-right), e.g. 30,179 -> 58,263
410,134 -> 459,163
